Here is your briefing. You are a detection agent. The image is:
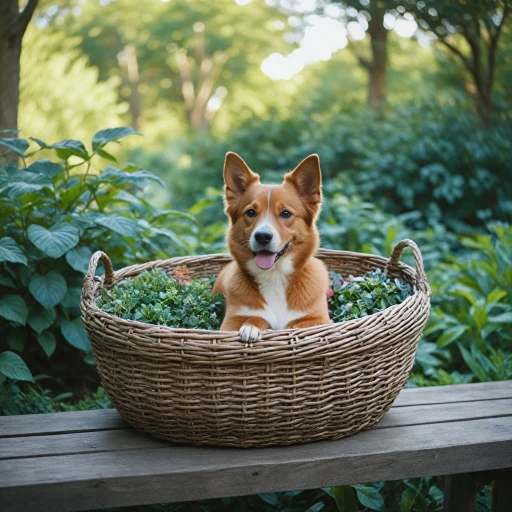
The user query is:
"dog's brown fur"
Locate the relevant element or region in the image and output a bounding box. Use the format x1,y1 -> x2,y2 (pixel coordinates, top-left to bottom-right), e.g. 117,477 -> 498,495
212,153 -> 330,341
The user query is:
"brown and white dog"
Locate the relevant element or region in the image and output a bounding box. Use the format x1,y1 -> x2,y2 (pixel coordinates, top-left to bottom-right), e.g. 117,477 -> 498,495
212,152 -> 331,342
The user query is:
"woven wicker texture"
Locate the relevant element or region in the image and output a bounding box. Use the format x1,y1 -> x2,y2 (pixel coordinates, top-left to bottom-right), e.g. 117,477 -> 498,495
81,239 -> 430,447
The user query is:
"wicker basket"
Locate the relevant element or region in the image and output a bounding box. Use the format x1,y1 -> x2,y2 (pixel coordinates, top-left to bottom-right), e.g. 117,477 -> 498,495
81,239 -> 430,447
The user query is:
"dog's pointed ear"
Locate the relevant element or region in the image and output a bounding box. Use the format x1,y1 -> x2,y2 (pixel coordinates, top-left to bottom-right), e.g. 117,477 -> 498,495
224,152 -> 259,202
285,154 -> 322,208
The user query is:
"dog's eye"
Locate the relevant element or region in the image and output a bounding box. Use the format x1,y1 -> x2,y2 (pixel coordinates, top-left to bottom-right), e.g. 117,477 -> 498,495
280,210 -> 292,219
245,209 -> 257,218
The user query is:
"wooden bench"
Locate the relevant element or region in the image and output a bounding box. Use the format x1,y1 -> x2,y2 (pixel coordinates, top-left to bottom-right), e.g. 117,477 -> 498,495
1,381 -> 511,512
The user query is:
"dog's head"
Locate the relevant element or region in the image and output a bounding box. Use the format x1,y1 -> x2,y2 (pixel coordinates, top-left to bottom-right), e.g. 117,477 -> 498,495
223,152 -> 322,271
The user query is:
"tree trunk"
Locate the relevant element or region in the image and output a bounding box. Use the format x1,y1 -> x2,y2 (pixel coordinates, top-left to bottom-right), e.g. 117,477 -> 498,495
0,0 -> 39,162
367,7 -> 387,110
118,43 -> 142,131
0,34 -> 22,137
475,89 -> 492,128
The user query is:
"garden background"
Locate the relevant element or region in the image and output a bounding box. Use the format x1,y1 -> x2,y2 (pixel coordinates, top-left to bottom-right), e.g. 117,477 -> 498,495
0,0 -> 511,510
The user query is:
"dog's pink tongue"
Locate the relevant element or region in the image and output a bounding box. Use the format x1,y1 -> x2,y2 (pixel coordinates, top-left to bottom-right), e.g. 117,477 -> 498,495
255,251 -> 277,270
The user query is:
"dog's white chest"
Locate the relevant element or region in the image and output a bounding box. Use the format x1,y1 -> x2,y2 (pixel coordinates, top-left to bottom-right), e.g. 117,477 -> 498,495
240,257 -> 306,330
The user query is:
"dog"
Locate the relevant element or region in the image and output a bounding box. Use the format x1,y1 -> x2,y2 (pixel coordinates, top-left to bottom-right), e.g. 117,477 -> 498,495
212,152 -> 331,342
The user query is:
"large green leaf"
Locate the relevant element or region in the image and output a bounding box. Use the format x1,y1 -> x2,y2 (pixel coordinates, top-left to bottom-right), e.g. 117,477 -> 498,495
99,166 -> 165,188
93,214 -> 139,237
28,223 -> 79,258
49,139 -> 89,160
0,351 -> 33,382
29,271 -> 67,308
92,127 -> 140,152
27,306 -> 56,334
0,138 -> 29,158
37,331 -> 57,358
65,246 -> 93,274
0,237 -> 27,265
353,484 -> 386,512
61,319 -> 90,351
331,487 -> 358,512
26,159 -> 63,178
0,295 -> 28,325
4,170 -> 53,199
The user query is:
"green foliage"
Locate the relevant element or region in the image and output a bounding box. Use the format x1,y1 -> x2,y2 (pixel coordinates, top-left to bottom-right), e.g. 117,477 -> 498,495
0,128 -> 221,414
19,28 -> 125,145
412,223 -> 512,385
152,95 -> 512,227
329,269 -> 413,323
97,269 -> 225,330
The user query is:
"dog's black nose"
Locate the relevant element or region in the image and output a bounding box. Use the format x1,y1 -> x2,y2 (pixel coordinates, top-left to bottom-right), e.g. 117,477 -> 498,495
254,231 -> 273,246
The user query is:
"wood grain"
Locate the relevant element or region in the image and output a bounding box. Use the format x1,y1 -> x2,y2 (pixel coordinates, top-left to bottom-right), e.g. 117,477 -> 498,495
1,416 -> 511,512
2,398 -> 511,460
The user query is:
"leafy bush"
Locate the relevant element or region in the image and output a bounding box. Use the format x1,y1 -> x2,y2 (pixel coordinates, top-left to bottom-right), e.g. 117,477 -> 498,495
144,95 -> 512,227
0,128 -> 220,413
329,269 -> 412,323
97,268 -> 225,330
411,223 -> 512,385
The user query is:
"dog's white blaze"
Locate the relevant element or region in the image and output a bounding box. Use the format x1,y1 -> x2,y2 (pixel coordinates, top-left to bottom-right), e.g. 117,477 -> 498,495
240,256 -> 307,330
250,188 -> 282,252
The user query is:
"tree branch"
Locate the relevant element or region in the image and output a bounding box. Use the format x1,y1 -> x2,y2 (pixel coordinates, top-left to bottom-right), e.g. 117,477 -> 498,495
438,38 -> 475,76
9,0 -> 39,38
486,3 -> 509,96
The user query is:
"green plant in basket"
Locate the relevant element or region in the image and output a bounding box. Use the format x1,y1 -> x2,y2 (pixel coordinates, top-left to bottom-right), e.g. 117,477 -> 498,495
329,268 -> 413,323
97,268 -> 225,330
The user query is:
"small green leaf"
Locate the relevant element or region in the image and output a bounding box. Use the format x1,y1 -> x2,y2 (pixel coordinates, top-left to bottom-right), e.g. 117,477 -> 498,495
0,138 -> 29,158
0,295 -> 28,325
486,289 -> 507,304
28,223 -> 79,258
29,271 -> 67,308
92,127 -> 141,152
7,334 -> 25,351
66,246 -> 93,274
353,484 -> 386,511
0,395 -> 20,415
96,148 -> 118,162
259,493 -> 278,506
0,351 -> 33,382
437,325 -> 468,347
488,312 -> 512,323
0,237 -> 27,265
28,306 -> 56,334
49,139 -> 89,160
37,331 -> 57,357
59,182 -> 88,210
61,319 -> 90,351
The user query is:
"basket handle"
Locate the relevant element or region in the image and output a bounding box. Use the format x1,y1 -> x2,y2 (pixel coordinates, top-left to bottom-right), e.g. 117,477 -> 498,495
385,239 -> 430,294
86,251 -> 116,288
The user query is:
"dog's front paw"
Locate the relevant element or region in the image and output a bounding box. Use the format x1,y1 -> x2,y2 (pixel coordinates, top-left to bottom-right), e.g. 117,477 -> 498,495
239,324 -> 262,343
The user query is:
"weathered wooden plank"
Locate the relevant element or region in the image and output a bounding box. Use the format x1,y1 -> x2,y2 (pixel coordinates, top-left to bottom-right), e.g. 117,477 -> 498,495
2,398 -> 511,460
2,381 -> 511,438
1,417 -> 511,512
377,398 -> 512,429
0,409 -> 127,438
393,381 -> 512,407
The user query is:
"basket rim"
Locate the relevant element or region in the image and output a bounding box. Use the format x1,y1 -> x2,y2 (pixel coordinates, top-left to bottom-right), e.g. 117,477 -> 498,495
81,245 -> 430,348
